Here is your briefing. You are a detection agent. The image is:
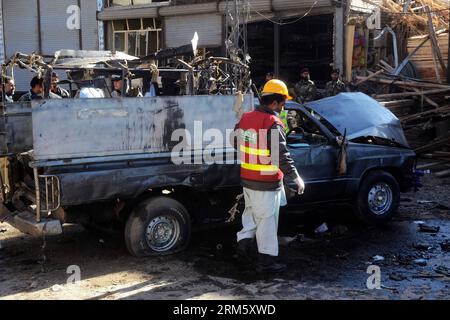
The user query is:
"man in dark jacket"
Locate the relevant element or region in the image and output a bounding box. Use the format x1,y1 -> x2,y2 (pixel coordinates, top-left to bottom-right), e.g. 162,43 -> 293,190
19,76 -> 61,101
234,79 -> 305,273
324,68 -> 346,97
51,72 -> 70,98
1,76 -> 15,103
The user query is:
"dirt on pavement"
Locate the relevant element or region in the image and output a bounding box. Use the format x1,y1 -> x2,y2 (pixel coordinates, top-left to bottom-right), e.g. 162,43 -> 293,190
1,173 -> 450,300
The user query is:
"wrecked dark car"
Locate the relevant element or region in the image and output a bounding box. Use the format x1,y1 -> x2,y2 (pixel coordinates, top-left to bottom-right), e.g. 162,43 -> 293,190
283,92 -> 416,224
0,51 -> 416,258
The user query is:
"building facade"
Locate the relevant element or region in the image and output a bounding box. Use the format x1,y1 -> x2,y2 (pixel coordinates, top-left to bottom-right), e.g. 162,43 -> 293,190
98,0 -> 346,87
1,0 -> 368,91
0,0 -> 103,91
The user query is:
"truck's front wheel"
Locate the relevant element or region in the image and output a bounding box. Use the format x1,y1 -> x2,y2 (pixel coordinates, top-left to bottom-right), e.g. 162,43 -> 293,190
354,170 -> 400,225
125,197 -> 191,257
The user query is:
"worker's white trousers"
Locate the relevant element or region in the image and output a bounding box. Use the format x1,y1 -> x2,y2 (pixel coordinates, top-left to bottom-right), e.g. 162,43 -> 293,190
237,187 -> 287,256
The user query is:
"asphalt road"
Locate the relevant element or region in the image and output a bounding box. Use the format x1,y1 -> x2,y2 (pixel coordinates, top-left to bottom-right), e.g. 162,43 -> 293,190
0,175 -> 449,300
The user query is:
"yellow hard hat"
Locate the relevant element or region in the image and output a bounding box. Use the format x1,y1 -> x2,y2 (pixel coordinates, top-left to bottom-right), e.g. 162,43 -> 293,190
261,79 -> 293,100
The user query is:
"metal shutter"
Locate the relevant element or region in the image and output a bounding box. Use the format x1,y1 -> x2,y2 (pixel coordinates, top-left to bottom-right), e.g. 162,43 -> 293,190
80,0 -> 99,50
3,0 -> 39,91
164,13 -> 222,48
39,0 -> 80,55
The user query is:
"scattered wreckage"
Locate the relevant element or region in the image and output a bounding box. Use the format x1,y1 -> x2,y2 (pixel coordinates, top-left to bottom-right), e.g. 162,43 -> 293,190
0,50 -> 417,256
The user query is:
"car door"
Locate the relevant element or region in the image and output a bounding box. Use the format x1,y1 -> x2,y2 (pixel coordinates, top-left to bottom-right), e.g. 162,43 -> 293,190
284,105 -> 348,204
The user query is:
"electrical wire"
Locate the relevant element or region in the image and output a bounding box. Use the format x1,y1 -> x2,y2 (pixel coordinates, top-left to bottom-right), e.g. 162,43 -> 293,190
247,1 -> 319,26
335,0 -> 450,16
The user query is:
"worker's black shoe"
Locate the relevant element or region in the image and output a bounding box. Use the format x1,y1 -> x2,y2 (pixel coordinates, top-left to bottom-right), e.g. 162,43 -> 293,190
236,238 -> 256,264
255,253 -> 286,274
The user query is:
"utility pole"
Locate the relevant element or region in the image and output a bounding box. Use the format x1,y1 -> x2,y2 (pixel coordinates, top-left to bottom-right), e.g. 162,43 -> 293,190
225,0 -> 249,92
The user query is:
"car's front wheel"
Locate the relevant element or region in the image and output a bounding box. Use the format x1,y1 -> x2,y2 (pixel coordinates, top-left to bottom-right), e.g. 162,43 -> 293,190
354,170 -> 400,225
125,196 -> 191,257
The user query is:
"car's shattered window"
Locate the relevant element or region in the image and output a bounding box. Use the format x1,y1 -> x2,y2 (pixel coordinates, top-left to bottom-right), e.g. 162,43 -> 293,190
286,109 -> 328,145
304,107 -> 341,137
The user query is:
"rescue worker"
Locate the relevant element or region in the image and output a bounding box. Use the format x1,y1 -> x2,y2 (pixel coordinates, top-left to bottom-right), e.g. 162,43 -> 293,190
292,68 -> 316,103
278,109 -> 289,134
234,79 -> 305,274
19,76 -> 61,101
51,72 -> 70,98
0,76 -> 15,103
324,68 -> 346,97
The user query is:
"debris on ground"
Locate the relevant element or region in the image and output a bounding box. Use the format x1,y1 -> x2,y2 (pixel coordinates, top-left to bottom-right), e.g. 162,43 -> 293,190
314,223 -> 329,234
419,224 -> 440,233
434,265 -> 450,277
331,225 -> 349,235
372,255 -> 385,262
381,285 -> 399,293
389,272 -> 407,281
413,258 -> 428,266
417,200 -> 437,205
413,242 -> 432,251
278,236 -> 298,247
434,204 -> 450,210
393,254 -> 413,265
51,284 -> 63,292
353,1 -> 450,177
335,253 -> 349,260
440,240 -> 450,252
413,272 -> 445,279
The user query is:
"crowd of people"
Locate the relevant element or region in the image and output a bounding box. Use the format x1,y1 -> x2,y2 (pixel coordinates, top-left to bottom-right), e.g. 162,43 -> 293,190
260,67 -> 347,104
0,73 -> 71,103
2,67 -> 347,104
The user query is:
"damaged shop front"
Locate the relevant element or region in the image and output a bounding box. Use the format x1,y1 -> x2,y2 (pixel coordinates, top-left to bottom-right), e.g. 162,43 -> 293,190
98,1 -> 361,89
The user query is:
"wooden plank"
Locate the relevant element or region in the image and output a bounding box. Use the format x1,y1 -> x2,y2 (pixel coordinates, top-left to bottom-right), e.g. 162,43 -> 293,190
355,69 -> 384,85
355,76 -> 450,89
425,6 -> 448,75
408,33 -> 448,82
374,87 -> 450,99
435,168 -> 450,178
400,104 -> 450,122
411,88 -> 439,107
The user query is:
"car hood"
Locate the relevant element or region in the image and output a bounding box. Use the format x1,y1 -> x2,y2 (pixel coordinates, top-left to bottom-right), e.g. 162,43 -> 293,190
305,92 -> 410,148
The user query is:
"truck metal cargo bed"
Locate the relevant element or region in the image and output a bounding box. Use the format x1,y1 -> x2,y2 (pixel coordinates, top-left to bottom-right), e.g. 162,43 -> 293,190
0,94 -> 253,236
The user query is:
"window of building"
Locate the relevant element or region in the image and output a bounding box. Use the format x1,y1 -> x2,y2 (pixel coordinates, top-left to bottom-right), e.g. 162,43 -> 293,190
110,18 -> 162,56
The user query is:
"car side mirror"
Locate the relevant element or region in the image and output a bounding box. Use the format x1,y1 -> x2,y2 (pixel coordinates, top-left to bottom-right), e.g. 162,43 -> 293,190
336,135 -> 349,147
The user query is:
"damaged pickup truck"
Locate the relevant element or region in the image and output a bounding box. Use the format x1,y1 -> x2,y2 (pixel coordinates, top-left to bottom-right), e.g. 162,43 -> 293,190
0,51 -> 416,257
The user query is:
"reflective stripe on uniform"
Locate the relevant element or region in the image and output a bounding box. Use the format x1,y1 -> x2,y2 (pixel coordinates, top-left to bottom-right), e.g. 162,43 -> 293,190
241,162 -> 279,172
239,145 -> 270,156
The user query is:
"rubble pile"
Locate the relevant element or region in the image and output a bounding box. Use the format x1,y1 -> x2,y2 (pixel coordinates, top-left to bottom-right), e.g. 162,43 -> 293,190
354,0 -> 450,177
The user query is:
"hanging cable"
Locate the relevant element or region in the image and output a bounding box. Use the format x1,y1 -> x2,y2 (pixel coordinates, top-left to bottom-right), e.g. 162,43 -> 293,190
247,1 -> 318,26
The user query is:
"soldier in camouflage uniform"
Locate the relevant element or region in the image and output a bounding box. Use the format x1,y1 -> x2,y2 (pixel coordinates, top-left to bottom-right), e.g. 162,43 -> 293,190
324,68 -> 346,97
292,68 -> 316,103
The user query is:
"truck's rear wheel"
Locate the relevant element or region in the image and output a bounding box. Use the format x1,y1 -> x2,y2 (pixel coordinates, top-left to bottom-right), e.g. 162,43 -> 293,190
125,197 -> 191,257
354,170 -> 400,225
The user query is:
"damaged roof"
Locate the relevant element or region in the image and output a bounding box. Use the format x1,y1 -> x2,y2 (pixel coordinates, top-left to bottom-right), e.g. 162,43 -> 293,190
53,50 -> 139,68
306,92 -> 410,148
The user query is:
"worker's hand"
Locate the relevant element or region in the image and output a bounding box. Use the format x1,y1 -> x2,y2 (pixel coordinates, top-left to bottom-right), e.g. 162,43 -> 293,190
294,176 -> 305,195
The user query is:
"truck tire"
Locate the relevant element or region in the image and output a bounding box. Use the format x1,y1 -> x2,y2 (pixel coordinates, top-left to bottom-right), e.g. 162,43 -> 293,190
125,197 -> 191,257
354,170 -> 400,225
